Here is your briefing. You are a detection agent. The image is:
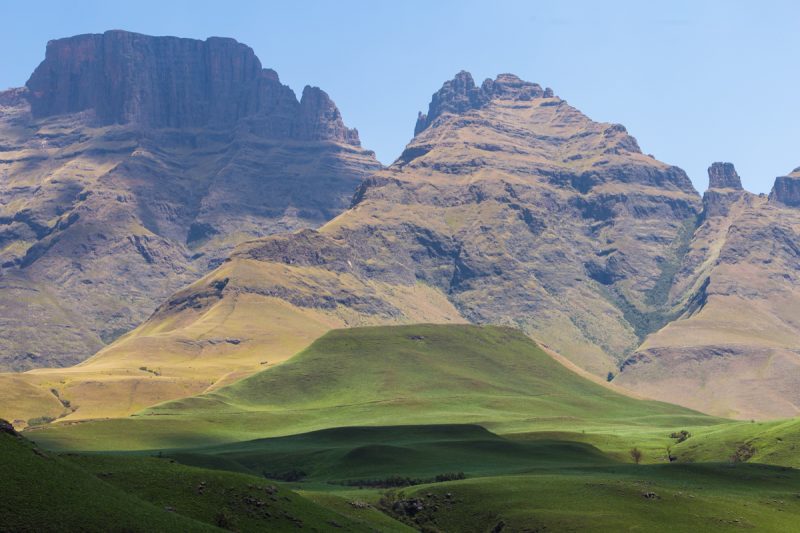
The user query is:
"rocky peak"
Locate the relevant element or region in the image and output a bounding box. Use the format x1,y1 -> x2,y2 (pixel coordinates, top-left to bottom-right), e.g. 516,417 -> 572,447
480,73 -> 545,101
707,162 -> 743,190
769,170 -> 800,207
295,86 -> 361,146
0,87 -> 28,108
23,30 -> 360,145
414,71 -> 550,135
702,163 -> 746,218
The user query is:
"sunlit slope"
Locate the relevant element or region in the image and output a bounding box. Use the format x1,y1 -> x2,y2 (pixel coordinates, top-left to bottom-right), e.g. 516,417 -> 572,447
2,256 -> 463,425
29,325 -> 716,451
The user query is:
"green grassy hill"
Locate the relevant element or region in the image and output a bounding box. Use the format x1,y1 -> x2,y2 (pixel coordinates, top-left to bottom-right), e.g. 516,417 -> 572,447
672,417 -> 800,467
0,426 -> 405,532
28,325 -> 720,454
11,324 -> 800,531
170,424 -> 616,483
370,463 -> 800,532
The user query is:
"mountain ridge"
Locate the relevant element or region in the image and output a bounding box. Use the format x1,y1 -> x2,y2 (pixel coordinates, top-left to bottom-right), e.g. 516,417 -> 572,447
0,30 -> 381,371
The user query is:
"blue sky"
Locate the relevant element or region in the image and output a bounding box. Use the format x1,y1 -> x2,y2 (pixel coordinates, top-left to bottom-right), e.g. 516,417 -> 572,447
1,0 -> 798,193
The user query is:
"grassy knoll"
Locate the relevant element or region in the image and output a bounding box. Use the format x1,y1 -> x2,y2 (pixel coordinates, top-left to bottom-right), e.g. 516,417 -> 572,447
27,325 -> 721,456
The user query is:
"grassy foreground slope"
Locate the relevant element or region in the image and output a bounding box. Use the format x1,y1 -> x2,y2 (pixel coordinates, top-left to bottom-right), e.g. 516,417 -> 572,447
29,325 -> 719,454
1,425 -> 406,532
370,463 -> 800,532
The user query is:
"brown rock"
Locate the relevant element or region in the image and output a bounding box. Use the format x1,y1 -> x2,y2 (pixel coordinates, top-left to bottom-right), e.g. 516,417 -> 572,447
769,170 -> 800,207
707,162 -> 743,190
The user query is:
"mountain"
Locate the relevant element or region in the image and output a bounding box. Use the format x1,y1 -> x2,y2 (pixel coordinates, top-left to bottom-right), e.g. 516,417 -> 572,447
0,30 -> 381,371
95,71 -> 701,373
0,70 -> 705,425
616,164 -> 800,419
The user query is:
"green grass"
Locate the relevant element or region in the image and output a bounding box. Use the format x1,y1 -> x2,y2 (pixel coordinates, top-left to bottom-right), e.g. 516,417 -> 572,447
168,424 -> 616,483
673,417 -> 800,467
0,430 -> 403,532
28,325 -> 722,458
371,463 -> 800,532
0,431 -> 216,532
13,324 -> 800,531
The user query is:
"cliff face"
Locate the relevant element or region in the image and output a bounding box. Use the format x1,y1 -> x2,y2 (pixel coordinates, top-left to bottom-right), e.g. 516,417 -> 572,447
25,31 -> 362,144
769,170 -> 800,207
0,31 -> 380,370
616,163 -> 800,419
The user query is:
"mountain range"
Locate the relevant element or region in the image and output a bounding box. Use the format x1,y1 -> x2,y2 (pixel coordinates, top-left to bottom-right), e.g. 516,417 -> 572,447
1,30 -> 799,427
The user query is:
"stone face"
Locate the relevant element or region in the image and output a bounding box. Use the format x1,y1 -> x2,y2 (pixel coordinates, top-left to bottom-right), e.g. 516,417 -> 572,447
769,172 -> 800,207
707,162 -> 743,190
0,31 -> 380,370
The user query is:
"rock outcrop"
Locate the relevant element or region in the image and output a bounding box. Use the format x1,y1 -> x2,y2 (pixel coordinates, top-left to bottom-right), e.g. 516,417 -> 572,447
707,162 -> 743,190
769,169 -> 800,207
702,162 -> 748,218
0,31 -> 380,370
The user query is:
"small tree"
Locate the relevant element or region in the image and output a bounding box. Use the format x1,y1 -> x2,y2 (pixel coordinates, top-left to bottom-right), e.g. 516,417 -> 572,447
630,447 -> 643,464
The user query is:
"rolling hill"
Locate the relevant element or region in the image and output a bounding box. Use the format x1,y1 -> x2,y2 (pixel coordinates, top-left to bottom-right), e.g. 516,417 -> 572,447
26,324 -> 719,453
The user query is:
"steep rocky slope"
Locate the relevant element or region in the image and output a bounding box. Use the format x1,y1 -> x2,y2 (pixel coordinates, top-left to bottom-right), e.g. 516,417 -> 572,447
617,164 -> 800,419
0,30 -> 380,370
183,71 -> 700,377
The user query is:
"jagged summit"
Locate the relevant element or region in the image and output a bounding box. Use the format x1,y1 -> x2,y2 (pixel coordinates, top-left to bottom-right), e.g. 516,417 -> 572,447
707,162 -> 743,190
770,169 -> 800,207
414,71 -> 553,135
25,30 -> 361,145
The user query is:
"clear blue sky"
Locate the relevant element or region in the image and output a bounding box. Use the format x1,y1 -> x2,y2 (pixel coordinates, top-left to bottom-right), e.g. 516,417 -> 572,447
1,0 -> 798,193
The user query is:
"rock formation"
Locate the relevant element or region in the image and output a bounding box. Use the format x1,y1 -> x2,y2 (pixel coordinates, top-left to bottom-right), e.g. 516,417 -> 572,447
707,162 -> 743,190
0,31 -> 380,370
769,169 -> 800,207
702,162 -> 748,218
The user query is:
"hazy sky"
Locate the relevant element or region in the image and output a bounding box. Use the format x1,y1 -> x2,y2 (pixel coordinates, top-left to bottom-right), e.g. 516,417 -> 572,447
1,0 -> 798,193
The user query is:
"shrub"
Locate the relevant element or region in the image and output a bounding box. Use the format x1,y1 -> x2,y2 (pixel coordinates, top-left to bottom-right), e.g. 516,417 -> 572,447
27,416 -> 55,427
630,447 -> 643,464
669,430 -> 691,443
729,443 -> 756,463
263,469 -> 307,482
